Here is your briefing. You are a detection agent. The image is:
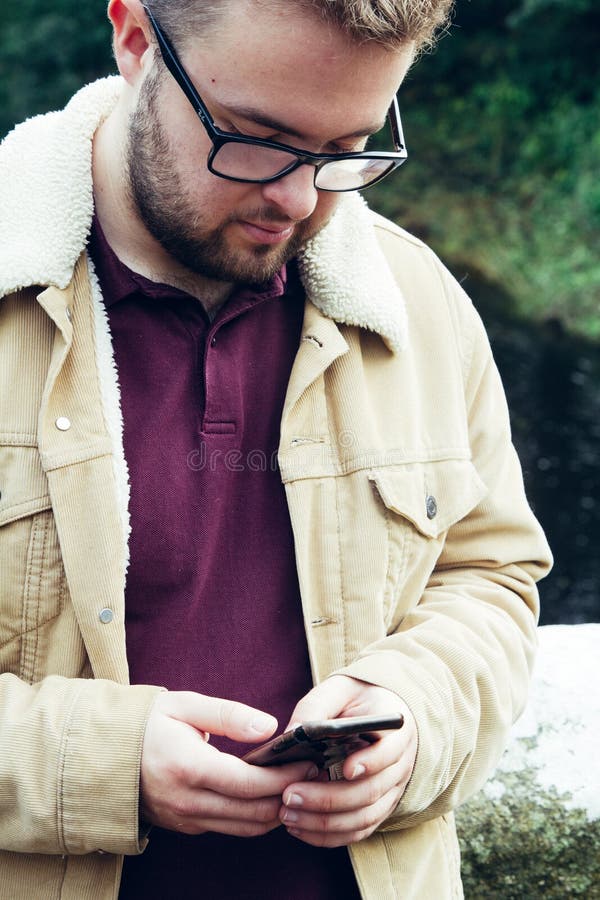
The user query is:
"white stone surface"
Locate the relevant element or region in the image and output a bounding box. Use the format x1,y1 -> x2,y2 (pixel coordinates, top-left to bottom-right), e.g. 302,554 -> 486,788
484,623 -> 600,820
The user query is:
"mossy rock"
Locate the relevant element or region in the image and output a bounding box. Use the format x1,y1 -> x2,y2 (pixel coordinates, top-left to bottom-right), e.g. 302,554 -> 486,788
456,625 -> 600,898
457,760 -> 600,898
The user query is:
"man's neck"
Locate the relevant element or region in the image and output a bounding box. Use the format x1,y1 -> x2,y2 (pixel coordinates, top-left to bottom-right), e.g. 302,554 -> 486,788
91,109 -> 233,316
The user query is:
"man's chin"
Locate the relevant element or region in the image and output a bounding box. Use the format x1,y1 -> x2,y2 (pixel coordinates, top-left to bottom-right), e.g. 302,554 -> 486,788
217,232 -> 305,284
151,217 -> 316,286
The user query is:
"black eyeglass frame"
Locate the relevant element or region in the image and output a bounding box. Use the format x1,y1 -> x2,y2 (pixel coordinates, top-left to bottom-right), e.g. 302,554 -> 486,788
142,4 -> 408,192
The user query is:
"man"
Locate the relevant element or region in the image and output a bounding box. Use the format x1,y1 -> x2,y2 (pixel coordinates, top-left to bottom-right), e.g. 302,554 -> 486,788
0,0 -> 551,897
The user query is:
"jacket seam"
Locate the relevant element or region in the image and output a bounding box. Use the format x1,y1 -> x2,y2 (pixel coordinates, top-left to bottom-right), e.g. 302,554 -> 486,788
427,252 -> 476,395
334,476 -> 348,667
0,433 -> 39,445
1,494 -> 51,520
56,683 -> 86,854
281,452 -> 474,483
382,835 -> 400,898
0,610 -> 62,654
372,216 -> 428,250
20,510 -> 49,682
40,447 -> 114,472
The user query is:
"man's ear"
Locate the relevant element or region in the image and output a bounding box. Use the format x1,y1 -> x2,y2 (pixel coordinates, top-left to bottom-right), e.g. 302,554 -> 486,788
108,0 -> 154,85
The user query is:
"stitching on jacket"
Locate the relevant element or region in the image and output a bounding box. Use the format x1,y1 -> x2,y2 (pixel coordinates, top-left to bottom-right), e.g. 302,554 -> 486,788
333,477 -> 348,666
426,249 -> 475,403
382,834 -> 400,898
40,446 -> 114,472
19,517 -> 34,679
19,513 -> 42,682
0,433 -> 38,445
19,511 -> 52,682
438,814 -> 462,899
87,254 -> 132,565
0,609 -> 64,655
379,498 -> 394,630
56,683 -> 86,853
30,512 -> 48,682
0,495 -> 51,517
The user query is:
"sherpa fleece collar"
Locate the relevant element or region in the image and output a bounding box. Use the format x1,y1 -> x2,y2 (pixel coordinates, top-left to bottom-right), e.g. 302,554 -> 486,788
0,76 -> 407,352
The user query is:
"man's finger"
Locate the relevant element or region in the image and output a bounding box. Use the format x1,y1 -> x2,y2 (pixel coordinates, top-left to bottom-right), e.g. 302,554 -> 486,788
281,759 -> 406,814
153,690 -> 278,742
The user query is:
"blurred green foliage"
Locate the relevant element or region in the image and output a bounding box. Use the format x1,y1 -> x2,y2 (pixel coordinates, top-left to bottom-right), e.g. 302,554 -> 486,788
374,0 -> 600,337
0,0 -> 114,130
1,0 -> 598,336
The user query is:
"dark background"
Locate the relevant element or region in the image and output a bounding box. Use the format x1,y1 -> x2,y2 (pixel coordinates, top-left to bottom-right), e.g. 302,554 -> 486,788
2,0 -> 598,623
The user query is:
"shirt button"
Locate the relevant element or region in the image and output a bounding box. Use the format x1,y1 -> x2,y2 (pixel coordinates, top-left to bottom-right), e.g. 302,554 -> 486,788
99,608 -> 114,624
426,495 -> 438,519
55,417 -> 72,431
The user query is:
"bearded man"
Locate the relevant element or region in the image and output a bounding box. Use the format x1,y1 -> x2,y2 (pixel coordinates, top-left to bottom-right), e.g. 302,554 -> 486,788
0,1 -> 551,897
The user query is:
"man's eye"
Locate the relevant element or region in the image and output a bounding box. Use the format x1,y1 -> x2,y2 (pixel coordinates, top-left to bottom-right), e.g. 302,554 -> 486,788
330,141 -> 367,155
216,119 -> 243,135
217,119 -> 276,142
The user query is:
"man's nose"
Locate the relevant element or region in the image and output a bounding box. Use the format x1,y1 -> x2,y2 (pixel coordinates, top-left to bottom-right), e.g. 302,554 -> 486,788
260,164 -> 319,222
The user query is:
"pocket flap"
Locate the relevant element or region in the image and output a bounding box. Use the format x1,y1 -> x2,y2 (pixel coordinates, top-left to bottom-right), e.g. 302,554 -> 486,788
0,445 -> 51,526
370,460 -> 487,539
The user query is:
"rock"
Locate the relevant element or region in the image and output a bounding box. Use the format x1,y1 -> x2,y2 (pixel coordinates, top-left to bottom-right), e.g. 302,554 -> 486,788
456,623 -> 600,898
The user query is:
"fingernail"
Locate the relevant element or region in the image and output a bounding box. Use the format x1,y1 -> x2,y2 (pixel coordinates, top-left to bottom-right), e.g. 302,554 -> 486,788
249,714 -> 275,734
285,792 -> 303,808
282,809 -> 299,824
305,765 -> 319,780
351,763 -> 366,780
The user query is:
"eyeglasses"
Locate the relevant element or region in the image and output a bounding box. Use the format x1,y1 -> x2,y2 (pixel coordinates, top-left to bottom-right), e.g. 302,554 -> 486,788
142,5 -> 408,192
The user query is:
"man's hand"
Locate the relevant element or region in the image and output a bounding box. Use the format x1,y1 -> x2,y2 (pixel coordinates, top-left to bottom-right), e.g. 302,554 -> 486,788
278,675 -> 417,847
140,692 -> 317,837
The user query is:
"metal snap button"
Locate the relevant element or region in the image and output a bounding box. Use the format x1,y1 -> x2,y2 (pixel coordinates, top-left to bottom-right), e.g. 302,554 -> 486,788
426,495 -> 438,519
55,417 -> 72,431
99,608 -> 114,624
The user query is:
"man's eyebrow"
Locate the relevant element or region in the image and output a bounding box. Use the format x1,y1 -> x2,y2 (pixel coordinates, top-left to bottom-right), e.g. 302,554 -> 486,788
222,103 -> 386,141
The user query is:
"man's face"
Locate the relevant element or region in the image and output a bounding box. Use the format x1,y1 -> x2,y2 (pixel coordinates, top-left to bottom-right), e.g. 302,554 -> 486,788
126,2 -> 413,285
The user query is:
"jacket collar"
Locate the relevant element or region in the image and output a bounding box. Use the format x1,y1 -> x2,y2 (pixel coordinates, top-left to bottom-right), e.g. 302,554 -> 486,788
0,76 -> 407,353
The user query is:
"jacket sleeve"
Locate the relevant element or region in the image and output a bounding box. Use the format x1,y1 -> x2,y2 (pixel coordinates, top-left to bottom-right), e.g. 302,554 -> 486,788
337,262 -> 552,827
0,672 -> 162,855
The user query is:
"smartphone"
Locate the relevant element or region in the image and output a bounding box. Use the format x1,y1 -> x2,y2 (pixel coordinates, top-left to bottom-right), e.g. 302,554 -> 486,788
242,713 -> 404,769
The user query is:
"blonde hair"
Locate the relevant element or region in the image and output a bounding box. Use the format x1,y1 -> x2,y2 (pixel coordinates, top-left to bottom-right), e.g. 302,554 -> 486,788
302,0 -> 454,50
145,0 -> 454,52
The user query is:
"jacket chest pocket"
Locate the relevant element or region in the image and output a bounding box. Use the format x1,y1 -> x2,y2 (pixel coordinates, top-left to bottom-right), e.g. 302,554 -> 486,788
0,445 -> 68,681
368,459 -> 487,632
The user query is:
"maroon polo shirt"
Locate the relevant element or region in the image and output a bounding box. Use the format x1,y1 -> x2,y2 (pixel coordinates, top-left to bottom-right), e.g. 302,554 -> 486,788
88,217 -> 360,900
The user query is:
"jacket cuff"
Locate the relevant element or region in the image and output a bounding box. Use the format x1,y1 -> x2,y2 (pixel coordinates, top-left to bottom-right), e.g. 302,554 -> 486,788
59,680 -> 164,855
334,651 -> 453,820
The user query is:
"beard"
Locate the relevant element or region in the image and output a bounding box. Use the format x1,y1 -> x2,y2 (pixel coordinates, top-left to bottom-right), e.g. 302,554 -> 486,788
125,71 -> 322,286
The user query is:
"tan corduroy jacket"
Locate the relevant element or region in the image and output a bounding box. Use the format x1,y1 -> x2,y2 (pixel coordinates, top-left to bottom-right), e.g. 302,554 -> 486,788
0,78 -> 551,900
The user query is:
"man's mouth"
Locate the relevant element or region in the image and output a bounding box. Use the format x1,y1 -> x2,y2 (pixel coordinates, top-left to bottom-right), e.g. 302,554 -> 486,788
237,219 -> 296,245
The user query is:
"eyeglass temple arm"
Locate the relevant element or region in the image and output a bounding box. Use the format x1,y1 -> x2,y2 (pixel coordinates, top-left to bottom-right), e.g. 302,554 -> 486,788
142,4 -> 213,127
388,95 -> 406,154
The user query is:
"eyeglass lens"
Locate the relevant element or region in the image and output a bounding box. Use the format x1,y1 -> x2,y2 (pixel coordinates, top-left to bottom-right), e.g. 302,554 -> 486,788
212,142 -> 395,190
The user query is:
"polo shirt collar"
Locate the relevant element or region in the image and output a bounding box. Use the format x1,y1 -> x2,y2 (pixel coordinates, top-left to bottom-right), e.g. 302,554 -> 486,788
89,211 -> 287,311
